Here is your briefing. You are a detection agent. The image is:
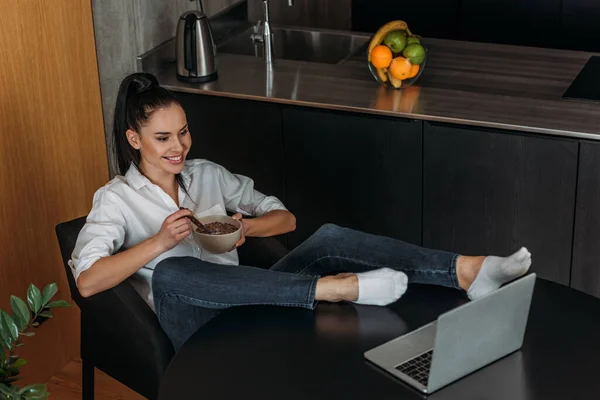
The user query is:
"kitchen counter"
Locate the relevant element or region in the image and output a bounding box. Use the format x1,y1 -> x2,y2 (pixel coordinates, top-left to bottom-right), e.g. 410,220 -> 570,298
142,31 -> 600,140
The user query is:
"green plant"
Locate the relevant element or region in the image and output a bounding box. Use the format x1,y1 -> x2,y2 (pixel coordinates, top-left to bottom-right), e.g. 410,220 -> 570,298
0,283 -> 70,400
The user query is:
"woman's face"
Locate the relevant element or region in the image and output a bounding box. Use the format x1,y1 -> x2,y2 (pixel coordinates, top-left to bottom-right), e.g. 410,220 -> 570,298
127,104 -> 191,180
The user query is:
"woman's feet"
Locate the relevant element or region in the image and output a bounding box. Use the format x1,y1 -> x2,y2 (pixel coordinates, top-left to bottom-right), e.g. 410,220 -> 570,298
315,268 -> 408,306
315,248 -> 532,306
458,247 -> 532,300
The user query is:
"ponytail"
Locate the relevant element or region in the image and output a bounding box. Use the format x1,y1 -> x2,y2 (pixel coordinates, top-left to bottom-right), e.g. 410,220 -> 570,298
112,73 -> 191,200
112,72 -> 181,175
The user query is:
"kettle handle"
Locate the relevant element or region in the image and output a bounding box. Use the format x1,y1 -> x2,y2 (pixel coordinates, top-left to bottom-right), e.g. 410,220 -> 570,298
183,14 -> 197,73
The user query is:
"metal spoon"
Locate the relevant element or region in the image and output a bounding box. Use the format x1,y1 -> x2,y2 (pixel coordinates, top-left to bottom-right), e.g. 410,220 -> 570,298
180,207 -> 213,234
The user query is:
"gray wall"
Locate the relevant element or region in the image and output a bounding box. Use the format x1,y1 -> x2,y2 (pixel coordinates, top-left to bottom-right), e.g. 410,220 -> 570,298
247,0 -> 351,30
92,0 -> 242,176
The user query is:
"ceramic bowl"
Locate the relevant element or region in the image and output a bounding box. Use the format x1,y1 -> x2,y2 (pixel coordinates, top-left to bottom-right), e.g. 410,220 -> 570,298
192,215 -> 242,254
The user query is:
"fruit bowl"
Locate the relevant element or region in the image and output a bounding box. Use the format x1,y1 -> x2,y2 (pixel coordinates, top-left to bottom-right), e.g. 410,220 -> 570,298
367,21 -> 427,89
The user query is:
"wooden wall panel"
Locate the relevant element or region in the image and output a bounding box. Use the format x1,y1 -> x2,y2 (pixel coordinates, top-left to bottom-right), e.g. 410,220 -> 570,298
0,0 -> 108,385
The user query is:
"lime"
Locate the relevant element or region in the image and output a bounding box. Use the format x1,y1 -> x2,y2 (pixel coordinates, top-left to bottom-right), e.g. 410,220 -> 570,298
383,30 -> 407,54
407,36 -> 421,45
402,43 -> 426,65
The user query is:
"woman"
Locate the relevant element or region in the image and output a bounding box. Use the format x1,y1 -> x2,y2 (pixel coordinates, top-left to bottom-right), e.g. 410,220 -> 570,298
70,73 -> 532,350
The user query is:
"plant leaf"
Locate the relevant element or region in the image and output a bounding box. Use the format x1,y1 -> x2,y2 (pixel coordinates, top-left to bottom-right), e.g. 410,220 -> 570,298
18,383 -> 48,399
40,284 -> 57,307
37,311 -> 52,319
0,317 -> 13,350
0,382 -> 17,396
27,284 -> 42,314
18,332 -> 34,337
0,333 -> 10,351
11,359 -> 26,368
3,376 -> 23,384
45,300 -> 70,308
9,297 -> 30,332
0,311 -> 18,343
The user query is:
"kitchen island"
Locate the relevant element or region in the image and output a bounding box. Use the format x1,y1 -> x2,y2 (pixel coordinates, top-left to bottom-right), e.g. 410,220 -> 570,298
140,26 -> 600,299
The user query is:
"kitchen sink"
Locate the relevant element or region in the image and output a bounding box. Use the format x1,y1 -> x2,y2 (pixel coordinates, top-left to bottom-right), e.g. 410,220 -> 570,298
217,26 -> 370,64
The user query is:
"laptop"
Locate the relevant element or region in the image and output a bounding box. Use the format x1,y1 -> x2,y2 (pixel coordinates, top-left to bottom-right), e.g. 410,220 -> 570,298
364,273 -> 536,394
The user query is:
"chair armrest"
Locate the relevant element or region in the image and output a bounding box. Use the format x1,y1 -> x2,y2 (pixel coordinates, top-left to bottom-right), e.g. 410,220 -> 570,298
80,279 -> 174,397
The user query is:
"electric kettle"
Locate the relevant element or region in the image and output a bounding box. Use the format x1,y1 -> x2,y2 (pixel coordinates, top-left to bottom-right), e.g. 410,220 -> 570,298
176,1 -> 217,83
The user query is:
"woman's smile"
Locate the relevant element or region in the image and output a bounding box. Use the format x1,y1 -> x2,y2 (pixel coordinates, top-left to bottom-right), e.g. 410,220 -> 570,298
164,154 -> 184,164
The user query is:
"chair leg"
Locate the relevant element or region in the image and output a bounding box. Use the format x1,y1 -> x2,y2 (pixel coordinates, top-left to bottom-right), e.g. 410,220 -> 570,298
82,356 -> 95,400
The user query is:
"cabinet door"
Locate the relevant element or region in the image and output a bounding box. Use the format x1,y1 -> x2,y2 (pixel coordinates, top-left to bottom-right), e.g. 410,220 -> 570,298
423,122 -> 577,285
352,0 -> 460,40
572,141 -> 600,299
460,0 -> 561,48
283,107 -> 422,248
177,93 -> 285,202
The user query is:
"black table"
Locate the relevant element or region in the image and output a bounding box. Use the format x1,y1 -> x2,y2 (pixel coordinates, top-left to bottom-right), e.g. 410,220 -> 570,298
158,278 -> 600,399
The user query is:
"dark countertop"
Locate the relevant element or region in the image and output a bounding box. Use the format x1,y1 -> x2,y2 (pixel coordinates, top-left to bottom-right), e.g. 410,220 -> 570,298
146,32 -> 600,140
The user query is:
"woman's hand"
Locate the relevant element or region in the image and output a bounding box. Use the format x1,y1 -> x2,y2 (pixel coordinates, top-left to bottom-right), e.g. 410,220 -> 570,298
231,213 -> 247,250
154,208 -> 193,252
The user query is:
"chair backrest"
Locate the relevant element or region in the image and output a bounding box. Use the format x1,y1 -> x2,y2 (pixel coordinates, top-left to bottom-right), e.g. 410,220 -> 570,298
55,216 -> 174,400
55,217 -> 86,304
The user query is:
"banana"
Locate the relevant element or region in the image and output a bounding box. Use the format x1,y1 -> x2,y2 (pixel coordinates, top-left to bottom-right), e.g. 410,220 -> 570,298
367,20 -> 412,62
376,67 -> 388,83
387,71 -> 402,89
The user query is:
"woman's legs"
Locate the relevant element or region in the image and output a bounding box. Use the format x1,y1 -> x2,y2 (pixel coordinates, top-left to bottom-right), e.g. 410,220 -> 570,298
271,224 -> 531,299
152,257 -> 362,350
271,224 -> 461,288
153,224 -> 531,349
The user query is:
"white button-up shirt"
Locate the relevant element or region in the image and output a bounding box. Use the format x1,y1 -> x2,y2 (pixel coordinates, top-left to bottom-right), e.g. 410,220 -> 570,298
69,159 -> 287,311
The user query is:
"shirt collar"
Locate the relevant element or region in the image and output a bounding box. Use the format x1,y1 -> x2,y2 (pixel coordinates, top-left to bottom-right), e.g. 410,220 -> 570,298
124,162 -> 193,190
125,164 -> 150,190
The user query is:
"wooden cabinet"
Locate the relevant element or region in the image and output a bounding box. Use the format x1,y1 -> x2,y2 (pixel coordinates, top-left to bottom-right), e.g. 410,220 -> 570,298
175,92 -> 598,294
282,107 -> 422,248
177,93 -> 285,202
571,141 -> 600,298
422,122 -> 577,285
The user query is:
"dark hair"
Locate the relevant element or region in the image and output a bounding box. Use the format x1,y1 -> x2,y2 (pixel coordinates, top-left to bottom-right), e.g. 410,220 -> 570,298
112,72 -> 190,195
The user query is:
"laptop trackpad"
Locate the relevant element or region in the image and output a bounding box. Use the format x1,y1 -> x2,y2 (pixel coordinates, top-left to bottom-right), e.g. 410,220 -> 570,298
364,322 -> 436,369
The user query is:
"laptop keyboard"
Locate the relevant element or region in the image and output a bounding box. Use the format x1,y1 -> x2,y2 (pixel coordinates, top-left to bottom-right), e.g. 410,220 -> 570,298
394,349 -> 433,386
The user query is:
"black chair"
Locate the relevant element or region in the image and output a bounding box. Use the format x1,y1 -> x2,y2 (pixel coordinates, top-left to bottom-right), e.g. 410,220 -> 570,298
55,216 -> 289,400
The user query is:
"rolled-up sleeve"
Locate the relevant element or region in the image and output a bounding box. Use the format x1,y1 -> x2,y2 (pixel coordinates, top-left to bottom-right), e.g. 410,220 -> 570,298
69,188 -> 126,284
216,164 -> 287,217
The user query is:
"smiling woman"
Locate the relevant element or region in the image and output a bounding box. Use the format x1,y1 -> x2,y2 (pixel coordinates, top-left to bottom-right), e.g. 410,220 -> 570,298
112,74 -> 192,206
0,0 -> 108,386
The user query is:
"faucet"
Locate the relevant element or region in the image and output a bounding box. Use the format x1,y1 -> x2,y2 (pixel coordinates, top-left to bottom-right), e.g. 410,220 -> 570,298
251,0 -> 294,64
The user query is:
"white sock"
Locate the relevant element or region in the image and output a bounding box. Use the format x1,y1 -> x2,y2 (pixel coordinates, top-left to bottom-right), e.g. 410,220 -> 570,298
467,247 -> 532,300
352,268 -> 408,306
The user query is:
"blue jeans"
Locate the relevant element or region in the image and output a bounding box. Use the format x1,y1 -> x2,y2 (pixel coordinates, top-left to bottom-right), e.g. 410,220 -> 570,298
152,224 -> 460,350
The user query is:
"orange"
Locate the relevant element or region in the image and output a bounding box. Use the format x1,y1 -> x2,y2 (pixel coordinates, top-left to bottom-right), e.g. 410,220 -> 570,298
389,57 -> 412,80
407,64 -> 420,79
370,45 -> 393,69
